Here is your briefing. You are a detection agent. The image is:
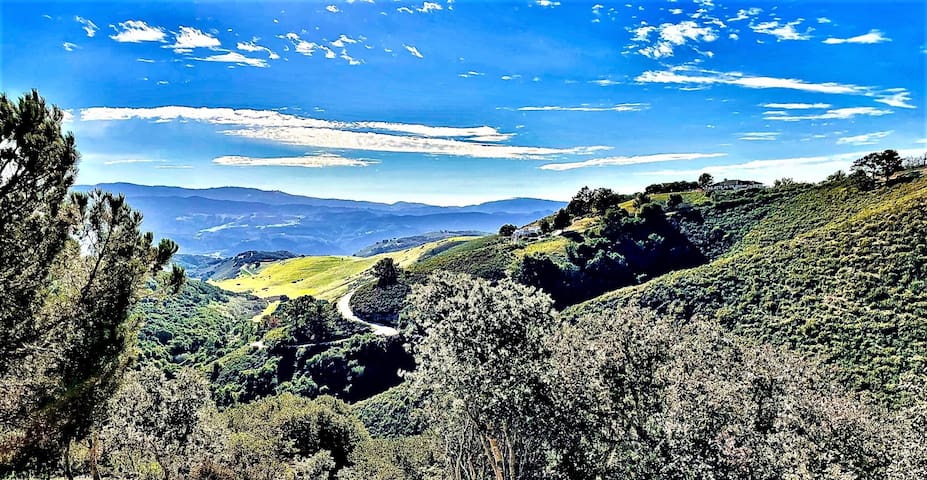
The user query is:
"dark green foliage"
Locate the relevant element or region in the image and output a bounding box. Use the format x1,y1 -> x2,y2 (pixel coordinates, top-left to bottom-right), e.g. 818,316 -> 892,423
853,149 -> 904,181
552,208 -> 571,229
498,223 -> 517,236
350,280 -> 411,326
567,186 -> 631,217
538,218 -> 552,233
645,180 -> 699,194
409,235 -> 517,281
372,257 -> 399,286
698,172 -> 714,189
354,383 -> 427,439
273,295 -> 365,345
137,279 -> 267,374
571,177 -> 927,403
339,435 -> 440,480
0,91 -> 184,473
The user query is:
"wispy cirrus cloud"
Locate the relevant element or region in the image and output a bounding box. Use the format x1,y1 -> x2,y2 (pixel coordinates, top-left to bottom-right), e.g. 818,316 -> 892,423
404,44 -> 424,58
761,102 -> 832,109
823,30 -> 891,45
539,152 -> 726,171
630,20 -> 718,59
739,132 -> 780,141
516,104 -> 648,112
237,39 -> 280,60
637,68 -> 915,108
109,20 -> 166,43
75,16 -> 98,37
79,106 -> 609,160
836,130 -> 893,145
750,19 -> 812,41
194,51 -> 267,68
214,154 -> 377,168
764,107 -> 892,121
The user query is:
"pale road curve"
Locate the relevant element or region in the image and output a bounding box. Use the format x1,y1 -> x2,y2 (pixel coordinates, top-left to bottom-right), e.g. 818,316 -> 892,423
337,290 -> 400,336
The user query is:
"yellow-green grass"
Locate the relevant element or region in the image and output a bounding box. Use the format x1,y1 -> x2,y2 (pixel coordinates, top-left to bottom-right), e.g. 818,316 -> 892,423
250,300 -> 280,322
620,191 -> 709,214
518,236 -> 571,258
565,216 -> 600,233
213,236 -> 482,301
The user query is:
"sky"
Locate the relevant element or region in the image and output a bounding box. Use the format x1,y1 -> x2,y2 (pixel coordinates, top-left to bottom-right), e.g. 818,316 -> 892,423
1,0 -> 925,205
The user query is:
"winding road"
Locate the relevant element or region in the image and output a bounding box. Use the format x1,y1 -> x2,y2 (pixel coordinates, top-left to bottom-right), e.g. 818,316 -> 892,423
337,290 -> 400,336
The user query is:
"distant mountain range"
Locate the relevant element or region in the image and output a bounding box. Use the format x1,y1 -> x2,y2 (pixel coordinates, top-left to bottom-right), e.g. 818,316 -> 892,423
74,183 -> 565,256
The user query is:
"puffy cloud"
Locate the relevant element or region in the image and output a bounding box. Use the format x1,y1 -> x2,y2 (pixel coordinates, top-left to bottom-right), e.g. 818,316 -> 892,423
823,29 -> 890,44
109,20 -> 166,43
750,19 -> 811,41
632,20 -> 718,59
237,39 -> 280,59
539,152 -> 726,171
165,26 -> 220,52
62,42 -> 78,52
213,154 -> 377,168
326,5 -> 340,13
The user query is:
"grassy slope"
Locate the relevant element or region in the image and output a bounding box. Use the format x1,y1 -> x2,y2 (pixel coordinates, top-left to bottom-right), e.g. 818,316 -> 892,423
619,190 -> 710,214
569,177 -> 927,402
212,236 -> 480,301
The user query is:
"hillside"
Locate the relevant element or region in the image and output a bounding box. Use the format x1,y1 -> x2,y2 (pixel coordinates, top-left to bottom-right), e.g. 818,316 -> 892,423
353,230 -> 488,257
213,235 -> 482,301
569,175 -> 927,402
74,183 -> 563,256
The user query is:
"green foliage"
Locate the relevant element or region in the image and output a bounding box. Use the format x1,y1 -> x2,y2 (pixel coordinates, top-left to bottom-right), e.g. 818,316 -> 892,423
409,235 -> 517,281
137,278 -> 267,374
338,435 -> 440,480
0,91 -> 184,473
698,172 -> 714,189
372,257 -> 400,286
853,149 -> 904,181
645,180 -> 699,194
353,383 -> 426,439
405,272 -> 559,479
552,208 -> 571,230
572,177 -> 927,403
498,223 -> 517,236
350,280 -> 411,326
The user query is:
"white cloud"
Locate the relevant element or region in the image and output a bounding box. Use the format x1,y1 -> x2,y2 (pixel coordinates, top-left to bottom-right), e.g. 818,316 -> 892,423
823,29 -> 890,44
326,5 -> 340,13
536,0 -> 560,7
75,16 -> 98,37
761,102 -> 832,109
62,42 -> 78,52
636,68 -> 912,107
165,26 -> 220,52
213,154 -> 377,168
237,40 -> 280,59
516,104 -> 648,112
79,106 -> 608,160
404,44 -> 424,58
750,20 -> 811,41
194,51 -> 268,67
109,20 -> 166,43
283,33 -> 319,56
836,130 -> 893,145
331,34 -> 358,47
875,89 -> 914,108
632,20 -> 718,59
539,152 -> 726,171
764,106 -> 892,121
397,7 -> 414,14
418,2 -> 443,13
727,7 -> 761,22
136,58 -> 155,63
817,17 -> 831,24
739,132 -> 780,141
102,158 -> 161,165
155,164 -> 194,169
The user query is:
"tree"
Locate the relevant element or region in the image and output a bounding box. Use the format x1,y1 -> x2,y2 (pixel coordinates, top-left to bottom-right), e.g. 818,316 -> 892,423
698,172 -> 714,190
538,218 -> 552,234
853,149 -> 903,181
566,186 -> 594,216
552,209 -> 571,230
372,257 -> 399,286
498,224 -> 517,237
0,91 -> 184,475
666,193 -> 684,210
632,193 -> 652,210
405,273 -> 559,480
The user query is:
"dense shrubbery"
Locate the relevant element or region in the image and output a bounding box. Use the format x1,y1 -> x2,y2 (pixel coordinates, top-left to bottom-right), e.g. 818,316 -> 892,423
350,280 -> 411,325
409,234 -> 517,281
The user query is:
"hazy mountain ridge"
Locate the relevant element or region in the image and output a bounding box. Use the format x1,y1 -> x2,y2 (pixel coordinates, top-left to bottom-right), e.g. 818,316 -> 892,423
74,183 -> 564,256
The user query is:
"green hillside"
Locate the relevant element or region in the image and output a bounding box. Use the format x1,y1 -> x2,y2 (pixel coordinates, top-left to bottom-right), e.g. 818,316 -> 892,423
569,175 -> 927,402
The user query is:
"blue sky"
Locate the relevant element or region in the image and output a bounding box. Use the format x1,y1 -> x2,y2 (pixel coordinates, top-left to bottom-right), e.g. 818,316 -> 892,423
2,0 -> 925,204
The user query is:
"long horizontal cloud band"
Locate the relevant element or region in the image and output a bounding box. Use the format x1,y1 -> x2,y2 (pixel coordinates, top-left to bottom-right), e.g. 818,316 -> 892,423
78,106 -> 611,160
